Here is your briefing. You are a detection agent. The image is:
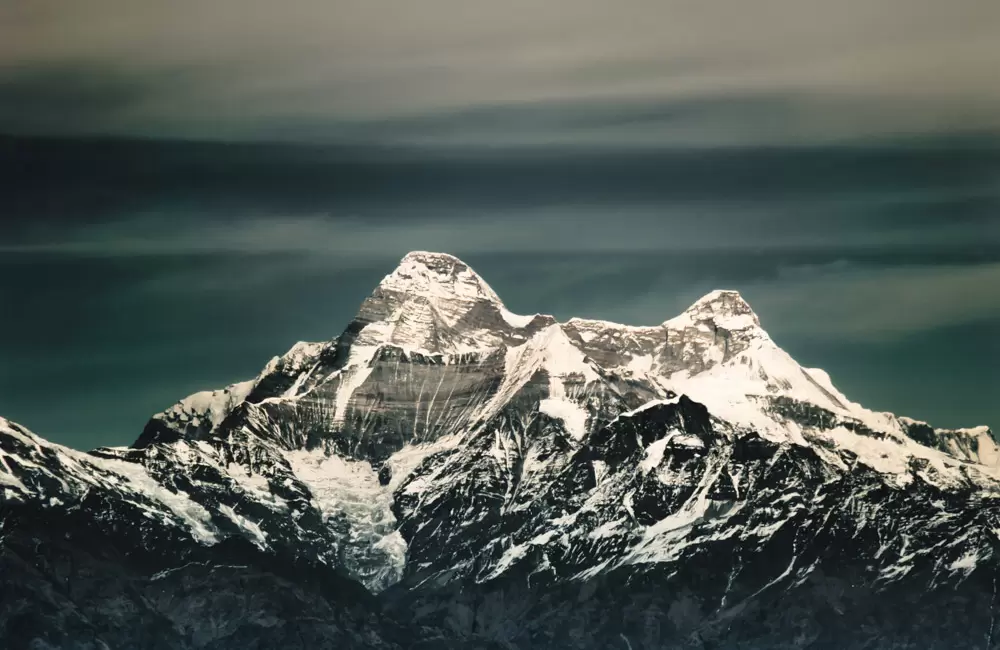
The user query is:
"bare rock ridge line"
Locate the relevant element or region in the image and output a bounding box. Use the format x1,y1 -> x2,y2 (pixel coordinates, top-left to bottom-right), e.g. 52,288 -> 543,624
1,249 -> 999,649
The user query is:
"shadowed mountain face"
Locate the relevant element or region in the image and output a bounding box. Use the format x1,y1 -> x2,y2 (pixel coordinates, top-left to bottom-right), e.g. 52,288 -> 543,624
2,251 -> 999,649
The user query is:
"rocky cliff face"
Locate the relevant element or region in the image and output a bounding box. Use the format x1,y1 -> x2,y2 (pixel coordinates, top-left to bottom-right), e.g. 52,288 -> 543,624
2,251 -> 999,649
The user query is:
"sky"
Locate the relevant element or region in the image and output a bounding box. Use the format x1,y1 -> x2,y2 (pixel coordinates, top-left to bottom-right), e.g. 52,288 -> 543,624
0,1 -> 998,448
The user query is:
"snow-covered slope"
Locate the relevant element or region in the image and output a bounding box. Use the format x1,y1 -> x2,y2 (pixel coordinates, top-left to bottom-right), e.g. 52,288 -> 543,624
3,250 -> 999,649
152,252 -> 998,476
105,253 -> 1000,577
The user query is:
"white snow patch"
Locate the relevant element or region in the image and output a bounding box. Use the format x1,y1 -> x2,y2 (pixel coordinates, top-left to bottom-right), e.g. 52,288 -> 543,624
540,325 -> 601,384
500,307 -> 536,328
389,434 -> 462,493
472,324 -> 599,430
485,530 -> 561,579
224,458 -> 288,511
626,450 -> 730,566
332,344 -> 379,422
539,398 -> 588,440
948,549 -> 980,576
640,438 -> 669,474
284,449 -> 391,523
673,434 -> 705,449
615,396 -> 681,423
218,503 -> 268,549
374,530 -> 408,560
87,455 -> 220,544
158,380 -> 255,431
1,419 -> 222,543
0,456 -> 28,492
283,446 -> 419,590
590,518 -> 626,539
626,354 -> 654,375
592,460 -> 609,486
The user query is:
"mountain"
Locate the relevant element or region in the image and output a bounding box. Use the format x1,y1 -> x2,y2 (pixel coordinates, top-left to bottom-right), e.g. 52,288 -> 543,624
2,251 -> 999,649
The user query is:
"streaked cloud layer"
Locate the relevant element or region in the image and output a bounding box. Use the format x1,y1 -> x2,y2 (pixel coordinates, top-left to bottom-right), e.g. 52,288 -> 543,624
3,139 -> 997,342
2,0 -> 999,143
1,4 -> 998,447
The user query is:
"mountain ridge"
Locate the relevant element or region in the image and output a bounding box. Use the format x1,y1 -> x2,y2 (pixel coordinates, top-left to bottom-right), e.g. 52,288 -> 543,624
140,250 -> 997,469
2,250 -> 999,649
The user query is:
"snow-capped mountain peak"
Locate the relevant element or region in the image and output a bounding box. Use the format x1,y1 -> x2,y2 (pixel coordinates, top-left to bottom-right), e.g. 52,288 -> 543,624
4,250 -> 1000,649
343,251 -> 548,354
39,251 -> 998,582
664,289 -> 763,334
377,251 -> 503,308
137,253 -> 996,474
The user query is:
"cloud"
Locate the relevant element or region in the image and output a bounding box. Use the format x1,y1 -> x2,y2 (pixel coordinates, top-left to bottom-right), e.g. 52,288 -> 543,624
1,137 -> 997,264
1,0 -> 999,143
573,259 -> 1000,342
745,262 -> 1000,339
0,65 -> 143,134
1,136 -> 996,342
2,200 -> 996,261
14,212 -> 997,340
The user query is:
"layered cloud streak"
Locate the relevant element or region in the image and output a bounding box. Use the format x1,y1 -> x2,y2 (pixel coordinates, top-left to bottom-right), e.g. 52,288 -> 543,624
2,0 -> 999,144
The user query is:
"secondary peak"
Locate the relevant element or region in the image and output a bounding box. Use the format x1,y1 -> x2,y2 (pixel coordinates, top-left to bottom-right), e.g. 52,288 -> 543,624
667,289 -> 761,331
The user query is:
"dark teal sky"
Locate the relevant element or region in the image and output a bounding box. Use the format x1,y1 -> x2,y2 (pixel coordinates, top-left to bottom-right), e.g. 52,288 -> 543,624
1,138 -> 998,449
1,0 -> 998,448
